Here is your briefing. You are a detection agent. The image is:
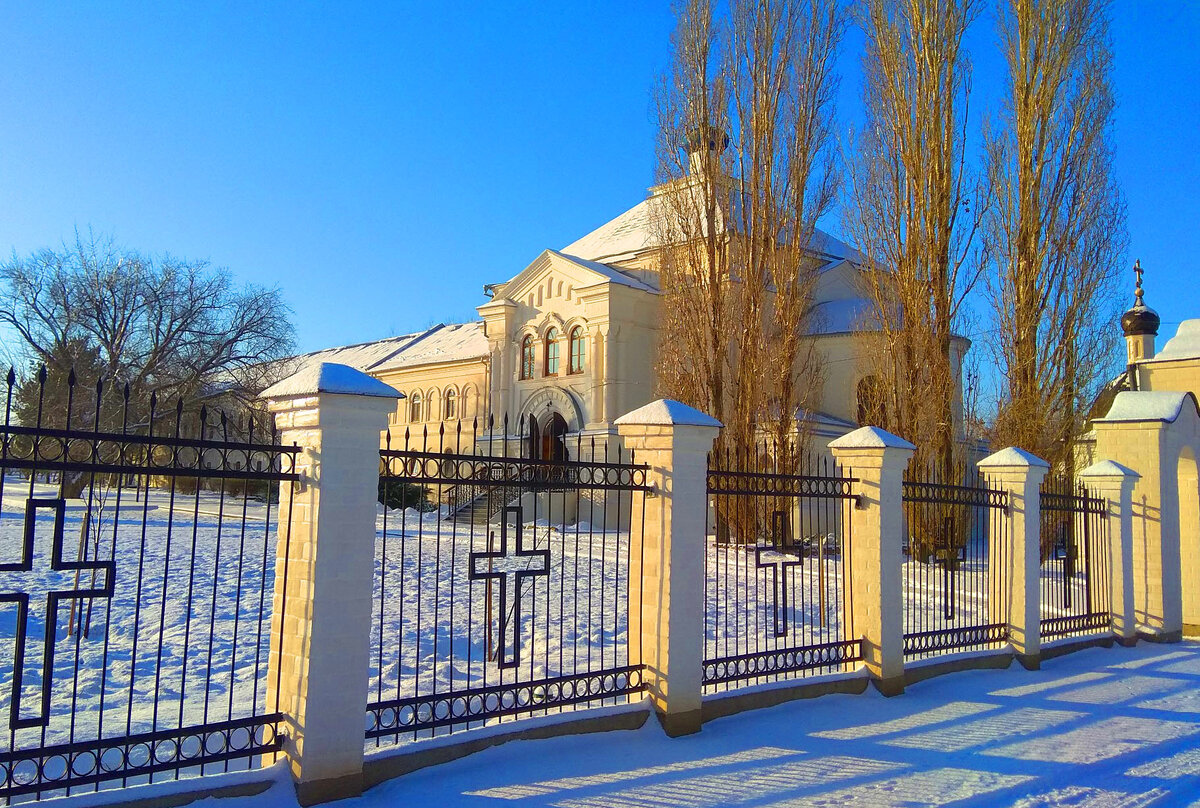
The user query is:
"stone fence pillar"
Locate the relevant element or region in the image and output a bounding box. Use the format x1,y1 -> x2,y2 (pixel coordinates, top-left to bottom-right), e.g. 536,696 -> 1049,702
1081,460 -> 1141,646
979,448 -> 1049,670
616,399 -> 721,737
262,363 -> 400,805
830,427 -> 914,697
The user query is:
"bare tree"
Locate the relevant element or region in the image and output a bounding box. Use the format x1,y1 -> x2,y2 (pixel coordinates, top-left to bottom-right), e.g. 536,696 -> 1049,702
845,0 -> 986,475
1,231 -> 293,399
983,0 -> 1126,472
654,0 -> 843,476
1,231 -> 294,494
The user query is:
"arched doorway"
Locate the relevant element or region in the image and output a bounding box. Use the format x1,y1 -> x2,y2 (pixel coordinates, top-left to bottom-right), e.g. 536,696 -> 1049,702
523,411 -> 569,463
1179,447 -> 1200,629
542,412 -> 568,464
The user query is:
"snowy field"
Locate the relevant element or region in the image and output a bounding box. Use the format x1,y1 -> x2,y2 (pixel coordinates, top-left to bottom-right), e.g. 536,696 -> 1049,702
166,640 -> 1200,808
0,477 -> 280,761
368,508 -> 638,746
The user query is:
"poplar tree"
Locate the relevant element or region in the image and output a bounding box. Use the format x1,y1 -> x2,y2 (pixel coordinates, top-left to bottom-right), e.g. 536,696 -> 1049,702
984,0 -> 1127,472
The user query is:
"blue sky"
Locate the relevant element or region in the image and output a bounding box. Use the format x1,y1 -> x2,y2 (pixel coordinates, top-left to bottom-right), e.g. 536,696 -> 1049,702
0,2 -> 1196,359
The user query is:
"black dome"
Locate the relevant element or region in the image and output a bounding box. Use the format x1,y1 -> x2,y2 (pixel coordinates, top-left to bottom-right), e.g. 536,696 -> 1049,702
1121,304 -> 1160,337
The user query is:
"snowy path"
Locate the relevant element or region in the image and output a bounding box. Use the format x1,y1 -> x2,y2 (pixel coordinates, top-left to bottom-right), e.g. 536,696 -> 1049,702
296,641 -> 1200,807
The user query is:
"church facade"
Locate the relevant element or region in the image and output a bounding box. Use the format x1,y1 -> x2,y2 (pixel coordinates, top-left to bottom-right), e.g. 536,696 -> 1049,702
284,172 -> 971,460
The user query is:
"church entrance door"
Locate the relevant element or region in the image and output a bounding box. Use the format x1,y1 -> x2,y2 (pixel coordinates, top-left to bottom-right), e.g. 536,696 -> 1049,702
541,412 -> 568,464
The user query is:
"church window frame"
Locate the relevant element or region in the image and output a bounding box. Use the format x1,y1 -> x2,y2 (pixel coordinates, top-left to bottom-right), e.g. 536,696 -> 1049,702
568,327 -> 586,374
409,392 -> 423,423
520,335 -> 535,380
544,328 -> 560,376
444,387 -> 458,420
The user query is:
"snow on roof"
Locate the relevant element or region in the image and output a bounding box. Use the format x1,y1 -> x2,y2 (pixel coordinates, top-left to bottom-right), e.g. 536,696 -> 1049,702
561,191 -> 861,267
828,426 -> 916,451
271,323 -> 488,386
371,323 -> 489,371
262,362 -> 401,400
553,251 -> 659,293
1152,319 -> 1200,362
979,446 -> 1050,469
561,198 -> 659,263
614,399 -> 722,428
261,331 -> 425,386
1096,390 -> 1199,423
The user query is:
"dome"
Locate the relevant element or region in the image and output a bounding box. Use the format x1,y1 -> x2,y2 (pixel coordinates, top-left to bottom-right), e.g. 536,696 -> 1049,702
1121,303 -> 1160,337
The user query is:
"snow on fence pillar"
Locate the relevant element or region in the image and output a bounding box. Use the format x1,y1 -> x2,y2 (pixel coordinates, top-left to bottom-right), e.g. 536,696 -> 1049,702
1081,460 -> 1141,646
829,427 -> 914,697
979,447 -> 1049,670
261,363 -> 400,805
616,399 -> 720,737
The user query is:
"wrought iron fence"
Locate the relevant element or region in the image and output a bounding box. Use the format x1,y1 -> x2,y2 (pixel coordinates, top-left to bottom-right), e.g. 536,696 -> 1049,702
702,444 -> 861,692
901,468 -> 1010,659
1039,476 -> 1111,639
367,417 -> 649,746
0,368 -> 299,802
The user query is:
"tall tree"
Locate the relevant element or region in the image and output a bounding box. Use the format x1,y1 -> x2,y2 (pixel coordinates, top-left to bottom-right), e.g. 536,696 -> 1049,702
1,230 -> 293,405
846,0 -> 986,475
654,0 -> 843,469
984,0 -> 1126,472
1,231 -> 294,497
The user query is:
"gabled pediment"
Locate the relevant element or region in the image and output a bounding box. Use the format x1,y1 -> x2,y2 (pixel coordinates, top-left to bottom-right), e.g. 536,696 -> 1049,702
491,249 -> 656,305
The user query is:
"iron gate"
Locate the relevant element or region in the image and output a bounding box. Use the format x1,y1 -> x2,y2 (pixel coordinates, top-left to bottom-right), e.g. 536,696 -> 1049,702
901,469 -> 1010,658
0,368 -> 298,801
1040,477 -> 1111,639
702,445 -> 861,691
367,418 -> 649,746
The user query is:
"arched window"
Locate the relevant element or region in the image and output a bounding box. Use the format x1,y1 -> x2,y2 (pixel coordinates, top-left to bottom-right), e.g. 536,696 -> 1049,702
544,328 -> 559,376
444,388 -> 457,420
569,327 -> 586,374
520,335 -> 535,379
409,392 -> 423,423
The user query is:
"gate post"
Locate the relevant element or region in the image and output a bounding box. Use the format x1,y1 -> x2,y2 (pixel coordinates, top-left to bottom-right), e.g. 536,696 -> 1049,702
1081,460 -> 1141,646
979,447 -> 1049,670
262,363 -> 399,805
616,399 -> 721,737
830,426 -> 914,697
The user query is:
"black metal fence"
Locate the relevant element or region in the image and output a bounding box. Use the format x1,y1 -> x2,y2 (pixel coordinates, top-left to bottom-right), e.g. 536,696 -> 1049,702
0,368 -> 298,802
901,468 -> 1010,659
1040,477 -> 1111,639
702,445 -> 860,692
367,417 -> 649,746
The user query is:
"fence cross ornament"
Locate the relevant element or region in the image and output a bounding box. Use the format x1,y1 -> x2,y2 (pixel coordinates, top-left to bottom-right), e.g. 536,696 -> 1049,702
469,507 -> 550,669
754,510 -> 801,638
1,499 -> 114,729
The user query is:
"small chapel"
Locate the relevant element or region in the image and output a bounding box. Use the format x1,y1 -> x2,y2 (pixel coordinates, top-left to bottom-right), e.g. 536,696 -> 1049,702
282,144 -> 970,459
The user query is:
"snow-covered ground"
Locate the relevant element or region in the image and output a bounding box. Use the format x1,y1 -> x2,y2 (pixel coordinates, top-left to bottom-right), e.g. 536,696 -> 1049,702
0,478 -> 280,757
190,640 -> 1200,808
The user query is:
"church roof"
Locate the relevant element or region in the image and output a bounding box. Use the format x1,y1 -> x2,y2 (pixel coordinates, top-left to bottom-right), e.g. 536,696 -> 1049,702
371,322 -> 489,371
561,192 -> 862,267
271,323 -> 487,384
1150,319 -> 1200,362
550,251 -> 658,292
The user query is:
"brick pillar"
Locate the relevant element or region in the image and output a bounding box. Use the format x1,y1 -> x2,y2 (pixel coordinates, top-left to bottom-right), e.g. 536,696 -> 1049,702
615,399 -> 720,737
1081,460 -> 1141,646
262,363 -> 400,805
978,447 -> 1049,670
829,426 -> 914,697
